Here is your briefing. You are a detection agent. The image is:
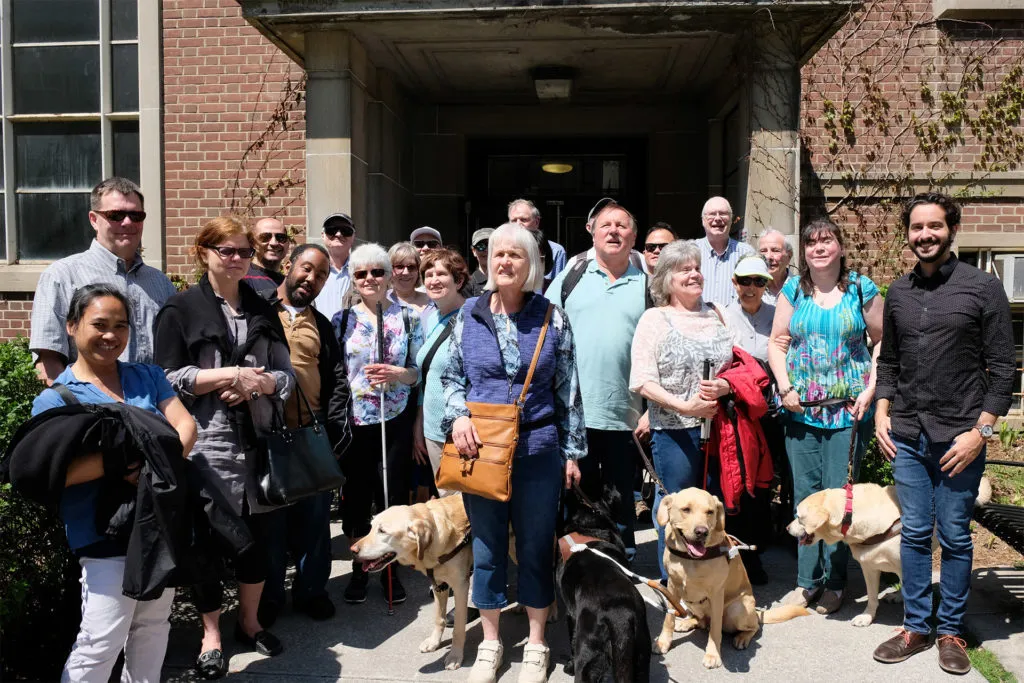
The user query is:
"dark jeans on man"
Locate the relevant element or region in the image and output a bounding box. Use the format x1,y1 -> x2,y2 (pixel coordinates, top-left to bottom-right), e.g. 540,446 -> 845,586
263,490 -> 334,609
578,429 -> 636,559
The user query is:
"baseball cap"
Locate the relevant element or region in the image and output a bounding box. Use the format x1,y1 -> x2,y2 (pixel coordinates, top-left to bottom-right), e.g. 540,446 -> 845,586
322,212 -> 353,229
471,228 -> 494,246
733,255 -> 772,280
410,226 -> 442,243
587,197 -> 618,224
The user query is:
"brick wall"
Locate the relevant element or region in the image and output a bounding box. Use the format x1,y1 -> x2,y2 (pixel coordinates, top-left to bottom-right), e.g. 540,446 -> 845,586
162,0 -> 307,279
0,295 -> 33,340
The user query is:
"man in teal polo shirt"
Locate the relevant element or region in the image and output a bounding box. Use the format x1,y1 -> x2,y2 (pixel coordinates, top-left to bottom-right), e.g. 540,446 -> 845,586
547,198 -> 647,559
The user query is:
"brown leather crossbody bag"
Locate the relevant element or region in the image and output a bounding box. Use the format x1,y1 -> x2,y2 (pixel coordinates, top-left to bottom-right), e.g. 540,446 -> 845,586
435,303 -> 554,502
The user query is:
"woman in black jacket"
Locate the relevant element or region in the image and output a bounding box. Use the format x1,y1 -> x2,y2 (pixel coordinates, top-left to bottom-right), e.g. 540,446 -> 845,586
154,216 -> 294,679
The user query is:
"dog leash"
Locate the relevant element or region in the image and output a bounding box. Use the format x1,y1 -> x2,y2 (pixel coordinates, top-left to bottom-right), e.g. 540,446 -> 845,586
631,432 -> 668,496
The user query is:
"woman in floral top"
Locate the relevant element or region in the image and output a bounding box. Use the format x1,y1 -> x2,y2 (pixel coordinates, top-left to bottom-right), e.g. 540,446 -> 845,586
629,240 -> 733,582
331,243 -> 423,605
440,223 -> 585,682
768,218 -> 883,615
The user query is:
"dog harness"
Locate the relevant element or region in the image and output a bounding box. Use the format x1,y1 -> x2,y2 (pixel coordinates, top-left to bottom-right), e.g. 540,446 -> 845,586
426,533 -> 472,592
857,519 -> 903,546
557,532 -> 603,563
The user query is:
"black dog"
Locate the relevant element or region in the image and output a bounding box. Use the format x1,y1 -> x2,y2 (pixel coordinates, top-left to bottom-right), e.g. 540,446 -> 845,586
557,487 -> 651,682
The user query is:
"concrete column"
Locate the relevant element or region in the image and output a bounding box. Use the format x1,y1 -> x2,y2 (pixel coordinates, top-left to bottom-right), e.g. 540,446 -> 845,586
743,26 -> 801,247
305,31 -> 366,237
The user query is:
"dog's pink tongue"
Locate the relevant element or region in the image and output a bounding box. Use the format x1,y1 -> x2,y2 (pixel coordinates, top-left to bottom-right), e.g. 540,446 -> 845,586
686,541 -> 707,558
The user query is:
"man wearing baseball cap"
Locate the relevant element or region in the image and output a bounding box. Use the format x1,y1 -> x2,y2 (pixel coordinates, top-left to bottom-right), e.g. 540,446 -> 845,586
467,227 -> 493,297
410,226 -> 442,254
565,197 -> 647,273
313,212 -> 356,321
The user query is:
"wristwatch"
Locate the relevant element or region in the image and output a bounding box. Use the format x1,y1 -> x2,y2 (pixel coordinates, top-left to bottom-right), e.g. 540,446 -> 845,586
973,424 -> 994,439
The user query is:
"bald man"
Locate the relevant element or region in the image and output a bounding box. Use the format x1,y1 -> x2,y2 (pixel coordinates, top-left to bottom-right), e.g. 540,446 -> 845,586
697,196 -> 755,306
245,217 -> 291,294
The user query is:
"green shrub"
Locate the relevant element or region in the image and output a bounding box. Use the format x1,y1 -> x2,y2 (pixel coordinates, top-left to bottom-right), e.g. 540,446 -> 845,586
859,437 -> 895,486
0,338 -> 79,680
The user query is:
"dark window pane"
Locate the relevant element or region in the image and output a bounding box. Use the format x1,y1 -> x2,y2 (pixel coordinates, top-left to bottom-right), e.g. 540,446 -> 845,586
13,45 -> 100,114
12,0 -> 99,43
112,0 -> 138,40
112,44 -> 139,112
0,131 -> 4,190
0,197 -> 6,260
16,192 -> 92,260
15,122 -> 101,190
113,121 -> 140,183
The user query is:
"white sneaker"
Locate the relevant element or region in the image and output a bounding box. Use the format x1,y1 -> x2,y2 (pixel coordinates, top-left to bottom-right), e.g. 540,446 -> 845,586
468,640 -> 503,683
517,643 -> 550,683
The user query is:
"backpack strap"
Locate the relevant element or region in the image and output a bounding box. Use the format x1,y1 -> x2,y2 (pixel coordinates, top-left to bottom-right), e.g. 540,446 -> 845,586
400,304 -> 413,362
855,273 -> 870,347
50,382 -> 80,406
560,258 -> 590,305
420,316 -> 456,382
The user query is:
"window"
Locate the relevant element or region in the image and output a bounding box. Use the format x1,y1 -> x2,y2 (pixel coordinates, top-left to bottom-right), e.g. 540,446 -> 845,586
1,0 -> 140,262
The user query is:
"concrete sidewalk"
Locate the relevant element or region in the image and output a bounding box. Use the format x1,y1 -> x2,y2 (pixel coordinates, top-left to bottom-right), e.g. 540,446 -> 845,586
162,523 -> 991,682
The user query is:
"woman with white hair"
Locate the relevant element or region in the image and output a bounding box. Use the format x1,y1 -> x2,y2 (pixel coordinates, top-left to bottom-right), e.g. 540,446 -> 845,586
440,223 -> 585,683
629,240 -> 733,582
333,242 -> 424,605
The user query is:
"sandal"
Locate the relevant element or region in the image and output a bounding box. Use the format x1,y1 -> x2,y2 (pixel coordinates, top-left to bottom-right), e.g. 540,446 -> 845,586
196,649 -> 227,680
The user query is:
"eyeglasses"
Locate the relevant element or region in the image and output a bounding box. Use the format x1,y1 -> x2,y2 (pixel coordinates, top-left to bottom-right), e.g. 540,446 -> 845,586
257,232 -> 290,245
324,224 -> 355,238
735,276 -> 769,287
95,209 -> 146,223
472,241 -> 489,252
644,242 -> 669,253
413,240 -> 441,249
392,263 -> 417,273
353,268 -> 387,280
204,244 -> 256,259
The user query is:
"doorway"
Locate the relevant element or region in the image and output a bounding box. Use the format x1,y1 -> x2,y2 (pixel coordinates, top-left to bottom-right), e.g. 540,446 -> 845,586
464,137 -> 648,258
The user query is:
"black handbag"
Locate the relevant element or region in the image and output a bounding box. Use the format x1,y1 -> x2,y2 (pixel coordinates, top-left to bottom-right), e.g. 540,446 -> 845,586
257,383 -> 345,506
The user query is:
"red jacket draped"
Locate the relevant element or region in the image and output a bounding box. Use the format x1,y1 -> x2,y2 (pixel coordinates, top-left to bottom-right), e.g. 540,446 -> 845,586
707,347 -> 774,515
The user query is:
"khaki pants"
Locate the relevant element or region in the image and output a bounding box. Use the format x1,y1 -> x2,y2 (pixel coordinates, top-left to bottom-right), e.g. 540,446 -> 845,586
426,438 -> 455,497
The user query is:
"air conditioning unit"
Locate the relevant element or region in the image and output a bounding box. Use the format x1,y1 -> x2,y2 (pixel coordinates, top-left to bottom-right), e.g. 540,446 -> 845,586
993,254 -> 1024,302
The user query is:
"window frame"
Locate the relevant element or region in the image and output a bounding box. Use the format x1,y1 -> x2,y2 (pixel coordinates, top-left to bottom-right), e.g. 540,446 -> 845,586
0,0 -> 161,288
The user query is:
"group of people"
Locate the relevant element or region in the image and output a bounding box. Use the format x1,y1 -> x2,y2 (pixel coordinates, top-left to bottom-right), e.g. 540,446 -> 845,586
22,177 -> 1014,682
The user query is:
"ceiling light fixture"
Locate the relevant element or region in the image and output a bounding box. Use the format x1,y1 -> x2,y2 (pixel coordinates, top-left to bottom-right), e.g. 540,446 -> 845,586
532,65 -> 576,101
541,163 -> 574,174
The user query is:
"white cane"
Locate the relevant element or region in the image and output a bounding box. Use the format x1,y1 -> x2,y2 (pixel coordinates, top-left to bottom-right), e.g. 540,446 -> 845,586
375,301 -> 395,615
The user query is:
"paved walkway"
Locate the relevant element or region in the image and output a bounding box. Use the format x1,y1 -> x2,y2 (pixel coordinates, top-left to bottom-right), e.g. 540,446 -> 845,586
162,522 -> 994,682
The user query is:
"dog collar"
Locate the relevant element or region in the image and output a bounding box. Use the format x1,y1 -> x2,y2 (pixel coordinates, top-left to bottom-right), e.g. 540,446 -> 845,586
840,482 -> 854,536
666,542 -> 734,561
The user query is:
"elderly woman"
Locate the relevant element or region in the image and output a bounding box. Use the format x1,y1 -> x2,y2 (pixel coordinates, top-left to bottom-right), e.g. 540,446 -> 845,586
723,255 -> 775,363
388,241 -> 431,314
154,216 -> 294,678
629,240 -> 733,583
412,248 -> 470,490
768,218 -> 882,614
440,223 -> 585,683
334,243 -> 423,605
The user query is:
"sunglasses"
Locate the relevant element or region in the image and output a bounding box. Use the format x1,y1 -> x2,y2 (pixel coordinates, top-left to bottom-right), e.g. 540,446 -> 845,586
204,244 -> 256,259
413,240 -> 441,249
735,276 -> 769,287
392,263 -> 417,273
472,241 -> 489,252
644,242 -> 669,253
257,232 -> 290,245
353,268 -> 387,280
324,224 -> 355,238
95,209 -> 146,223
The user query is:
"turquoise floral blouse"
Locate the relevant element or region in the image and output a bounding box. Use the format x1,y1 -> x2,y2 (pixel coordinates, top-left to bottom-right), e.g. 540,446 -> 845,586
782,272 -> 878,430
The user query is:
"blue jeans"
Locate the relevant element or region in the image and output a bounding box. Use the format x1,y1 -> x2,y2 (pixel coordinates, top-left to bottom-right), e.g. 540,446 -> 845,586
464,448 -> 563,610
786,420 -> 870,591
894,431 -> 985,635
652,428 -> 704,582
264,491 -> 333,608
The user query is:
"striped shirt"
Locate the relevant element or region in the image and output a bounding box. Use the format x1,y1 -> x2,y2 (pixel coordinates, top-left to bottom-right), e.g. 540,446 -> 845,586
697,236 -> 755,307
313,258 -> 351,322
29,239 -> 177,364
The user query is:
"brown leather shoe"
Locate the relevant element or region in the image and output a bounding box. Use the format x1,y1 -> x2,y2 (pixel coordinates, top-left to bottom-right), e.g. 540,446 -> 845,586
937,635 -> 971,675
873,628 -> 932,663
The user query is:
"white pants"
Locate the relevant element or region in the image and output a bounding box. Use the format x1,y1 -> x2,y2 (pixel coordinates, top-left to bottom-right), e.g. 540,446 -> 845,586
62,556 -> 174,683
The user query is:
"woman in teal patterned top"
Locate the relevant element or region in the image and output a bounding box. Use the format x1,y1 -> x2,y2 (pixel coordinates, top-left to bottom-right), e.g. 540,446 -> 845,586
768,218 -> 884,615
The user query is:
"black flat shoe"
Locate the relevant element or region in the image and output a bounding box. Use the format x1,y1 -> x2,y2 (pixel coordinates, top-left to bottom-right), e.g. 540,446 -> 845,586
233,623 -> 283,657
196,649 -> 227,680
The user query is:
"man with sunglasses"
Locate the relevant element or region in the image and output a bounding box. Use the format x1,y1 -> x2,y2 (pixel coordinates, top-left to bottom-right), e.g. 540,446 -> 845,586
467,227 -> 493,297
313,212 -> 356,322
244,217 -> 291,295
409,226 -> 443,255
642,222 -> 677,273
30,176 -> 176,384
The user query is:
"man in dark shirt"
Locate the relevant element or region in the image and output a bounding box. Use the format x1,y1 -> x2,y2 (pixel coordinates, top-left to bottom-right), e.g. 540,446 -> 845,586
244,217 -> 291,294
467,227 -> 492,296
872,192 -> 1014,675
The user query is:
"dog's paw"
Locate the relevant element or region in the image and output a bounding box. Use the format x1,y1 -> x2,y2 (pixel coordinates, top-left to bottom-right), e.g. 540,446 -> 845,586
564,660 -> 575,676
674,617 -> 698,633
653,636 -> 673,655
443,648 -> 464,670
882,591 -> 903,604
851,613 -> 874,627
702,652 -> 723,669
419,635 -> 443,653
733,632 -> 755,650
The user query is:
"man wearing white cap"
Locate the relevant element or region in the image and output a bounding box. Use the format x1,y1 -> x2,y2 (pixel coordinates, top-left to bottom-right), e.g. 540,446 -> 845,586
410,226 -> 442,255
723,254 -> 776,362
314,212 -> 356,321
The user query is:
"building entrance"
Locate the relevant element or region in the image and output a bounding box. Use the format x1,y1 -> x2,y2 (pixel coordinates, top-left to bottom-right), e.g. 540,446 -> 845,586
465,137 -> 648,259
